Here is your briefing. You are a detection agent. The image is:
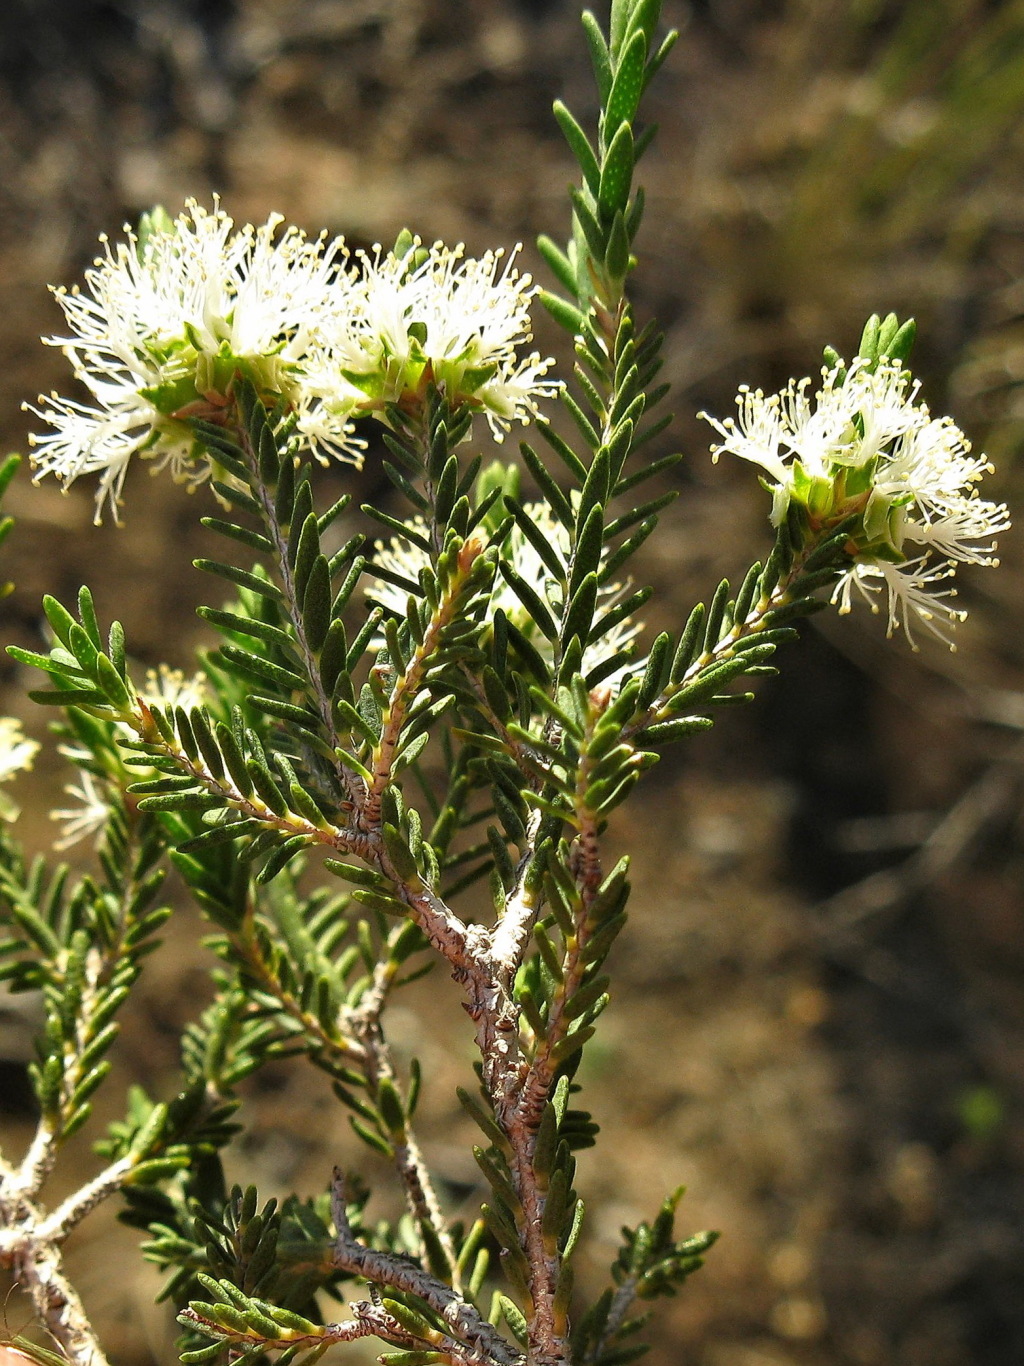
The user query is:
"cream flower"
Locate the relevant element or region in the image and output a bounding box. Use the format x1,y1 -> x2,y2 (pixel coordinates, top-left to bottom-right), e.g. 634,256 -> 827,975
137,664 -> 208,714
52,665 -> 208,846
0,718 -> 39,784
51,769 -> 110,850
312,240 -> 559,439
28,202 -> 363,522
702,359 -> 1010,647
0,717 -> 39,823
367,504 -> 640,680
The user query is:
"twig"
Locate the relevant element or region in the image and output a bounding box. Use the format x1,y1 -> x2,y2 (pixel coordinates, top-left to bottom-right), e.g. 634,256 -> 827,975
34,1157 -> 135,1245
351,947 -> 463,1289
240,418 -> 368,811
330,1171 -> 524,1366
489,812 -> 546,980
586,1275 -> 638,1366
0,1190 -> 110,1366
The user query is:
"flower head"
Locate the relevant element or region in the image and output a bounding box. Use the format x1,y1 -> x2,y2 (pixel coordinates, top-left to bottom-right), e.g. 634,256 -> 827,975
51,769 -> 110,850
28,202 -> 363,521
138,663 -> 208,715
0,718 -> 39,784
702,357 -> 1010,647
0,717 -> 39,822
313,240 -> 559,439
52,664 -> 208,846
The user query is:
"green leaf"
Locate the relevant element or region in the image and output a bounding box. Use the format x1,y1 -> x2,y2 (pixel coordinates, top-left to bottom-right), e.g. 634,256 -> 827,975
644,27 -> 678,91
96,653 -> 131,708
503,496 -> 567,582
887,318 -> 916,362
554,100 -> 602,194
537,419 -> 588,481
581,10 -> 613,102
77,585 -> 102,648
604,29 -> 647,138
537,236 -> 578,298
498,563 -> 558,640
42,594 -> 78,649
218,644 -> 305,693
302,555 -> 332,654
194,560 -> 283,602
216,722 -> 254,797
599,122 -> 634,218
563,572 -> 599,647
198,607 -> 295,652
201,517 -> 273,555
639,716 -> 713,743
25,688 -> 106,710
610,0 -> 631,59
625,0 -> 663,51
604,208 -> 631,285
249,695 -> 321,731
569,185 -> 607,264
539,289 -> 588,340
519,442 -> 574,527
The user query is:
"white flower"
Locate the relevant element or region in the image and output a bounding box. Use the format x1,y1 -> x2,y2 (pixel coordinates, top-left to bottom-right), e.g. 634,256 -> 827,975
51,769 -> 110,850
830,554 -> 965,649
702,358 -> 1010,647
312,240 -> 559,439
53,665 -> 209,845
138,663 -> 207,714
0,717 -> 39,784
367,504 -> 640,680
28,202 -> 363,522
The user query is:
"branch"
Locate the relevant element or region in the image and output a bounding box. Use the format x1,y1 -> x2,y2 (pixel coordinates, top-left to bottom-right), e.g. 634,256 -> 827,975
350,946 -> 463,1289
239,418 -> 368,811
182,1297 -> 493,1366
133,700 -> 376,862
362,537 -> 484,829
13,1123 -> 59,1205
226,903 -> 369,1068
0,1193 -> 110,1366
34,1156 -> 135,1244
489,811 -> 546,980
584,1275 -> 639,1366
624,530 -> 842,741
330,1171 -> 523,1366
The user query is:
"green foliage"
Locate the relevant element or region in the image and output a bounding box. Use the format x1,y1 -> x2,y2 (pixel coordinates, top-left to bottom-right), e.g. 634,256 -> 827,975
571,1190 -> 718,1366
0,802 -> 171,1142
0,452 -> 19,598
0,5 -> 953,1365
540,0 -> 677,317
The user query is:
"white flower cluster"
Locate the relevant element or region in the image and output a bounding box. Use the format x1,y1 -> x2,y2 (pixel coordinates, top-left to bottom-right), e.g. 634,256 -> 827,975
52,666 -> 207,848
0,717 -> 39,785
368,503 -> 640,681
0,717 -> 39,823
312,242 -> 559,439
27,203 -> 556,522
702,359 -> 1010,647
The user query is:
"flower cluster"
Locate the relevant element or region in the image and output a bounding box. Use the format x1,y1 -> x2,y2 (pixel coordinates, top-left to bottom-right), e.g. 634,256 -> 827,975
28,204 -> 361,521
51,665 -> 207,848
0,717 -> 38,786
0,717 -> 39,823
702,358 -> 1010,646
27,205 -> 557,521
314,241 -> 559,439
368,501 -> 641,682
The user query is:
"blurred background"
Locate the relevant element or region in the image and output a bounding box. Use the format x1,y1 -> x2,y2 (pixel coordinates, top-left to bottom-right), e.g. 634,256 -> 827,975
2,2 -> 1024,1364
